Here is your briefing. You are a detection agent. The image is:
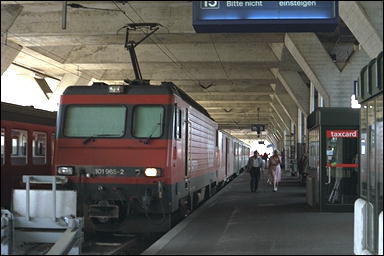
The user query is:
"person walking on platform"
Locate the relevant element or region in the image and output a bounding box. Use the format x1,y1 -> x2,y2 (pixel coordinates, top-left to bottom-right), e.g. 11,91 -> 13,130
247,150 -> 263,192
262,153 -> 271,184
268,150 -> 282,192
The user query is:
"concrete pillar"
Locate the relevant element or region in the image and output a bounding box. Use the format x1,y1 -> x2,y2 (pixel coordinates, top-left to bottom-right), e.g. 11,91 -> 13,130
340,1 -> 383,59
298,108 -> 303,143
303,111 -> 307,143
319,94 -> 324,107
1,4 -> 23,76
310,82 -> 315,113
48,73 -> 91,111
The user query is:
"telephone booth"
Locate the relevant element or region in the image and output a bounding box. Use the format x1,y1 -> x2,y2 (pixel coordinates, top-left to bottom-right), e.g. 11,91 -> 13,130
306,107 -> 360,212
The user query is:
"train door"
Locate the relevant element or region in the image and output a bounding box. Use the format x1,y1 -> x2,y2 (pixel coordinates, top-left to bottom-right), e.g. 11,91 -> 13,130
184,108 -> 190,182
225,137 -> 229,178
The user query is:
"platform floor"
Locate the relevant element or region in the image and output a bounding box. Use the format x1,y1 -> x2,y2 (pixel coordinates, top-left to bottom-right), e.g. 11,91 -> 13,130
142,171 -> 354,255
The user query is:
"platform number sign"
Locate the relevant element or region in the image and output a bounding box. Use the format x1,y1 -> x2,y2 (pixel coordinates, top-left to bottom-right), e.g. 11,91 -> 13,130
201,1 -> 220,9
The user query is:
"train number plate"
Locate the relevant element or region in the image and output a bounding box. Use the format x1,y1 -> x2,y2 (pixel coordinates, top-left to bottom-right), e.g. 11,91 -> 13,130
93,168 -> 127,176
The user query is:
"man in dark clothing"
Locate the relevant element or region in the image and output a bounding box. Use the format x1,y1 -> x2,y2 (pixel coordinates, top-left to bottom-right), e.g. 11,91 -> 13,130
247,151 -> 264,192
262,152 -> 268,162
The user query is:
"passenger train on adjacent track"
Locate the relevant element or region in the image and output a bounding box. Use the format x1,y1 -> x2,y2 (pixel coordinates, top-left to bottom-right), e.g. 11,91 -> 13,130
1,102 -> 56,209
54,81 -> 250,234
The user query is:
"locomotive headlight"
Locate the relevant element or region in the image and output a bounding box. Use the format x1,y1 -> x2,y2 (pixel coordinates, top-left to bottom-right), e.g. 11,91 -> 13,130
57,166 -> 74,176
144,168 -> 161,177
108,85 -> 124,94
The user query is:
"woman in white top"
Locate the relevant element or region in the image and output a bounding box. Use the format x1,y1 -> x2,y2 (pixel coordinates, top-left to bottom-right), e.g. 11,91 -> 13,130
268,150 -> 281,192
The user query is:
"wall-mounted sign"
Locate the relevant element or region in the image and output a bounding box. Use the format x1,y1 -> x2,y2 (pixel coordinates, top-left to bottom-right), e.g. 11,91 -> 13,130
326,130 -> 359,138
193,1 -> 339,33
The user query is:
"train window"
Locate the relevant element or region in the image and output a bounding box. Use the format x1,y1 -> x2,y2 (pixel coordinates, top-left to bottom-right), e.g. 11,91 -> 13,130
63,105 -> 126,137
11,129 -> 27,165
1,128 -> 4,165
215,130 -> 218,147
174,107 -> 182,139
132,105 -> 164,138
32,132 -> 47,165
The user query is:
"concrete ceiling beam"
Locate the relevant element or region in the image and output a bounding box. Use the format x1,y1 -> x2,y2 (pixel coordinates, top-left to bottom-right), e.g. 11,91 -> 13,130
6,1 -> 284,41
269,102 -> 290,131
340,1 -> 383,58
1,39 -> 22,76
285,33 -> 331,106
66,62 -> 281,70
192,95 -> 272,101
48,72 -> 90,109
7,33 -> 285,46
99,63 -> 275,81
197,100 -> 271,105
1,3 -> 23,75
285,32 -> 371,108
60,43 -> 279,64
1,4 -> 23,32
272,83 -> 298,124
178,84 -> 274,94
271,69 -> 310,115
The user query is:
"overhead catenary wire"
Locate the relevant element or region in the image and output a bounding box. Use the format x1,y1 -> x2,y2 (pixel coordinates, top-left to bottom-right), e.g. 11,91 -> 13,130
210,35 -> 234,87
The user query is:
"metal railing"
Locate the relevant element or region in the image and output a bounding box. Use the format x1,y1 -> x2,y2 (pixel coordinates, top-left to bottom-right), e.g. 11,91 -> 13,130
1,175 -> 83,255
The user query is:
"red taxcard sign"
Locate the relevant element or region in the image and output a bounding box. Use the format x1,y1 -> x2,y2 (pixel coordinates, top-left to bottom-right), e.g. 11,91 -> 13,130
326,130 -> 359,138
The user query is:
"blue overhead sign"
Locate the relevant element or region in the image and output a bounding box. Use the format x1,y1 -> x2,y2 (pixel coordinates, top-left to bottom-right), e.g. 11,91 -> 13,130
193,1 -> 339,32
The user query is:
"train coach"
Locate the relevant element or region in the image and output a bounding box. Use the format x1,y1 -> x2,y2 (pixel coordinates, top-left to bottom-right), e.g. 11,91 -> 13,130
218,130 -> 250,183
54,81 -> 250,234
1,102 -> 56,209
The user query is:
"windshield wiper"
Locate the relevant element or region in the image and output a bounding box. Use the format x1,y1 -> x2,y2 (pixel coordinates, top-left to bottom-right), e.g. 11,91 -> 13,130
83,134 -> 118,144
143,124 -> 160,144
143,114 -> 163,145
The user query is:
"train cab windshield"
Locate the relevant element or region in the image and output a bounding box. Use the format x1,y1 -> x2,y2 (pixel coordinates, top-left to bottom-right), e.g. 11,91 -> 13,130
132,105 -> 164,138
63,105 -> 126,137
62,104 -> 165,140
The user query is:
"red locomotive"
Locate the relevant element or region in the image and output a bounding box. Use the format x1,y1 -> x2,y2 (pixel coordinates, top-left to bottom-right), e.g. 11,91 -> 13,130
1,102 -> 56,209
54,23 -> 250,234
54,82 -> 250,233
